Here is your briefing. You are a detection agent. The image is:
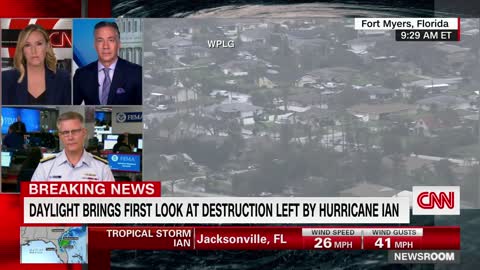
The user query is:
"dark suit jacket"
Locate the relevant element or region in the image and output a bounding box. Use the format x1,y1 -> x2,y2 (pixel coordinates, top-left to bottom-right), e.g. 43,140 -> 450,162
73,58 -> 142,105
2,68 -> 71,105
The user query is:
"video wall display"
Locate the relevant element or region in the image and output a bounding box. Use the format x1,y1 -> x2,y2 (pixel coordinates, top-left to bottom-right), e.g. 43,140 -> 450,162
1,107 -> 41,133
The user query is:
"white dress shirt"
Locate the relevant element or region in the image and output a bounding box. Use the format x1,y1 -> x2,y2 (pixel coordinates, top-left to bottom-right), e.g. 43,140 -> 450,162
31,150 -> 115,181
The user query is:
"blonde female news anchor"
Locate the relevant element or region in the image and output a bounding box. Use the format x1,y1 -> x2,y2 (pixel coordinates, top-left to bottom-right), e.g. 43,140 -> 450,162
2,24 -> 71,105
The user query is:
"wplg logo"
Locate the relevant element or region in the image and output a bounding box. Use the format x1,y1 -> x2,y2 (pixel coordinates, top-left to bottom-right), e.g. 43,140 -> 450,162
412,186 -> 460,215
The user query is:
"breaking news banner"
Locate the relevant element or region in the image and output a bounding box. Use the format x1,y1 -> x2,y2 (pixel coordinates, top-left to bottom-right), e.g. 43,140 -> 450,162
21,183 -> 462,224
23,182 -> 409,224
354,18 -> 460,41
22,183 -> 460,224
23,182 -> 161,197
24,197 -> 409,224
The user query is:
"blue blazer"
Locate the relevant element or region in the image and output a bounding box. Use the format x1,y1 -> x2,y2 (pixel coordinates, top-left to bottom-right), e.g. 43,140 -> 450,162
2,68 -> 71,105
73,58 -> 142,105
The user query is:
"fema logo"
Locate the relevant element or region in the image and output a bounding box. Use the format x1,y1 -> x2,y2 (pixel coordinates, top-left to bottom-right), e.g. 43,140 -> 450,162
111,155 -> 119,162
116,112 -> 127,123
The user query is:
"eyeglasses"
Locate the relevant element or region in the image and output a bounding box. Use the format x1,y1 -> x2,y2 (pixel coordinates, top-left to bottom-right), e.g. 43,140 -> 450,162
59,128 -> 83,137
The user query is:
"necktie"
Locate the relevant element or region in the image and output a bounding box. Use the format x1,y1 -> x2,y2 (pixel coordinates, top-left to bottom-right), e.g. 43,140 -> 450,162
101,68 -> 111,105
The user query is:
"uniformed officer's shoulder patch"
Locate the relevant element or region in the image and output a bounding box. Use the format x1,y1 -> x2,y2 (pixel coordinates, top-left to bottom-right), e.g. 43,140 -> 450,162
40,155 -> 56,163
93,155 -> 108,164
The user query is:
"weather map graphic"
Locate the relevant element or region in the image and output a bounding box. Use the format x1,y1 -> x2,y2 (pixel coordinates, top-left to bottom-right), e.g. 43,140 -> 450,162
20,227 -> 87,264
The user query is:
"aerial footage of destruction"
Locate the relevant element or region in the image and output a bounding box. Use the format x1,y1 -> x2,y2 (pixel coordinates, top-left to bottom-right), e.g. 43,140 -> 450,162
143,18 -> 480,210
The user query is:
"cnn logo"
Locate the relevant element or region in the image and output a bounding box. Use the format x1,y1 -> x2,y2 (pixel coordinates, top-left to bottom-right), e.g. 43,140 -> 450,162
412,186 -> 460,215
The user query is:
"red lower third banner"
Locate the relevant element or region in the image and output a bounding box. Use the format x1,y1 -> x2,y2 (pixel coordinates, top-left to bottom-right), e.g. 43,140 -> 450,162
0,194 -> 82,270
88,226 -> 460,269
0,191 -> 460,269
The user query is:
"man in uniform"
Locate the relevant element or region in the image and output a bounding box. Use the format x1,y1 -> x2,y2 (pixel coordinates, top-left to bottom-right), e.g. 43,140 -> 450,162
31,111 -> 115,181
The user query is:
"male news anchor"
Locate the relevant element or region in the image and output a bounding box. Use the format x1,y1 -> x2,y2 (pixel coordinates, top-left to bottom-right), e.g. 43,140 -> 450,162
31,111 -> 115,181
73,21 -> 142,105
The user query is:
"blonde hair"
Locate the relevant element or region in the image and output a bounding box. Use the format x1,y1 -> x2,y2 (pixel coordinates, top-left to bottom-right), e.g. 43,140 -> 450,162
57,111 -> 84,129
13,24 -> 57,83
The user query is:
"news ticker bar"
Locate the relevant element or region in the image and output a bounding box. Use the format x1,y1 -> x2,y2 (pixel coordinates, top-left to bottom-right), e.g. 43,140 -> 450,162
87,226 -> 459,251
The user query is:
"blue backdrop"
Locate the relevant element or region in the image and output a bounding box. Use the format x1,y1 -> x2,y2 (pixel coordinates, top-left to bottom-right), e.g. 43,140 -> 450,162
73,18 -> 116,68
2,108 -> 41,133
